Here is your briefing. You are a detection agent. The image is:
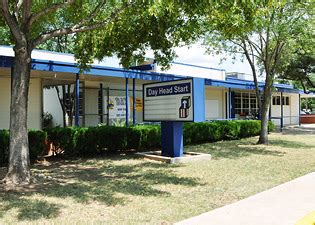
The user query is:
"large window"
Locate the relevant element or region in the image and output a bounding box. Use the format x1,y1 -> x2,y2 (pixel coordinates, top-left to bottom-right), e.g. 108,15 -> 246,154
272,96 -> 290,106
234,92 -> 259,116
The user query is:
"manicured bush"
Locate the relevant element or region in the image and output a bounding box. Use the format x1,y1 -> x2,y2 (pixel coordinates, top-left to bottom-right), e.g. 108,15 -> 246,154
0,130 -> 9,166
75,127 -> 98,156
28,130 -> 47,161
0,130 -> 47,166
184,120 -> 274,145
46,127 -> 78,156
268,121 -> 275,132
44,120 -> 275,157
97,126 -> 128,151
131,125 -> 161,149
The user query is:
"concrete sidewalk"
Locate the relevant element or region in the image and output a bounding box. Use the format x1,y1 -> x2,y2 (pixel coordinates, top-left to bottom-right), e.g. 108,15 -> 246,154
176,172 -> 315,225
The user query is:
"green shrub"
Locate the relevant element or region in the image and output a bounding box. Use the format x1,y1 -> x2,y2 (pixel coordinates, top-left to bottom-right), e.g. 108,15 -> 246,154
268,121 -> 275,132
183,120 -> 271,144
217,120 -> 241,140
126,127 -> 141,149
43,120 -> 275,157
239,120 -> 261,138
73,127 -> 97,156
0,130 -> 47,166
28,130 -> 47,161
0,130 -> 9,166
98,126 -> 128,151
134,125 -> 161,149
46,127 -> 78,156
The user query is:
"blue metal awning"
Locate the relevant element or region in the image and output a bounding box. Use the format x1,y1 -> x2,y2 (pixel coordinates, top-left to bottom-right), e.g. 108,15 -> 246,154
205,76 -> 301,94
205,78 -> 264,91
0,55 -> 183,82
0,54 -> 304,94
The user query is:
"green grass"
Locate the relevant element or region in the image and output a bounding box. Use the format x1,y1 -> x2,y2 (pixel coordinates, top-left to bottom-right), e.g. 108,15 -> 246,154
0,133 -> 315,224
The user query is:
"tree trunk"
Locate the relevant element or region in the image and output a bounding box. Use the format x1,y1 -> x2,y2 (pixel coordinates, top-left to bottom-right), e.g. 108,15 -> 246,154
4,46 -> 32,185
258,80 -> 273,144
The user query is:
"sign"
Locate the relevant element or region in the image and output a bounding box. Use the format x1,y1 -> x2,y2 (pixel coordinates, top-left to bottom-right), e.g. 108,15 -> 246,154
107,96 -> 130,119
129,97 -> 143,111
143,79 -> 194,121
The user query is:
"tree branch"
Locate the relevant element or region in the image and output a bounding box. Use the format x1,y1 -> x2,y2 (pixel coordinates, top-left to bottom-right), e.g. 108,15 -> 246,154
33,2 -> 132,47
0,0 -> 23,42
22,0 -> 32,26
73,0 -> 106,28
305,75 -> 315,88
29,0 -> 75,26
242,39 -> 262,110
300,79 -> 309,94
246,37 -> 262,55
14,0 -> 23,20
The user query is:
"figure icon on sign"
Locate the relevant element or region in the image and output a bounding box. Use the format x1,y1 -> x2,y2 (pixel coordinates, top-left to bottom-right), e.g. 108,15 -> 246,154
179,96 -> 191,118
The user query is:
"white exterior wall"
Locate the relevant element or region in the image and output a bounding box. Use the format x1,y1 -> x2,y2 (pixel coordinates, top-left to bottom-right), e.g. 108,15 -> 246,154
290,94 -> 300,125
156,63 -> 226,80
0,77 -> 11,129
205,87 -> 226,120
271,92 -> 299,126
43,88 -> 63,127
0,77 -> 42,130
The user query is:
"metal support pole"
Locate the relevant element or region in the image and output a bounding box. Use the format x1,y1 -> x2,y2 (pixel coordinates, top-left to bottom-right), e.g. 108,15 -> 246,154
228,88 -> 232,119
106,88 -> 110,125
75,73 -> 80,127
132,78 -> 136,125
125,78 -> 129,126
269,100 -> 272,121
99,83 -> 104,123
299,94 -> 301,126
280,92 -> 284,130
225,92 -> 228,119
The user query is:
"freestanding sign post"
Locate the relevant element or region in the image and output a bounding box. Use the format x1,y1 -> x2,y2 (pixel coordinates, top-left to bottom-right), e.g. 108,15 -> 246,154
143,78 -> 205,157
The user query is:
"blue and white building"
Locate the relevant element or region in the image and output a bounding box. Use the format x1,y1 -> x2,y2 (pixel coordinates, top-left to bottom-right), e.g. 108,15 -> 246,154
0,46 -> 309,130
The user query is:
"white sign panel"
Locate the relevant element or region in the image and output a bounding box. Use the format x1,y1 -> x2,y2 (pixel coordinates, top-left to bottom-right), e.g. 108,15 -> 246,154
143,79 -> 194,121
107,96 -> 130,119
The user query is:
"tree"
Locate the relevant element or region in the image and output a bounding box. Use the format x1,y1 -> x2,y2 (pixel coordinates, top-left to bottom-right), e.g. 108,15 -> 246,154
0,1 -> 202,186
202,1 -> 313,144
280,55 -> 315,93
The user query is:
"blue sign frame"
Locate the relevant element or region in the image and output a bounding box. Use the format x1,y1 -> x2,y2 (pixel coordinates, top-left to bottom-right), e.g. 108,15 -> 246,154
143,78 -> 205,122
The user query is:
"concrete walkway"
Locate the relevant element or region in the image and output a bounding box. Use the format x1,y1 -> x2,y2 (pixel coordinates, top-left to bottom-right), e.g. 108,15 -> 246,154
176,172 -> 315,225
283,124 -> 315,135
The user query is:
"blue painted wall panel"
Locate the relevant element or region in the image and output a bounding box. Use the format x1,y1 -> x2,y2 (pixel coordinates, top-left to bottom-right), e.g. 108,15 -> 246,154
193,78 -> 205,122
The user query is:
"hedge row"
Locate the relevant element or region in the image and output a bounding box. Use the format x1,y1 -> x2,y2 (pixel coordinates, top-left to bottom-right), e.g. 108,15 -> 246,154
0,120 -> 275,165
46,125 -> 161,156
184,120 -> 275,144
0,130 -> 47,166
45,120 -> 274,156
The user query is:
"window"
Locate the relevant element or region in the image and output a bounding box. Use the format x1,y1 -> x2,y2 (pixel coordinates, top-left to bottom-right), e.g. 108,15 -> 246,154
234,92 -> 259,116
272,96 -> 290,106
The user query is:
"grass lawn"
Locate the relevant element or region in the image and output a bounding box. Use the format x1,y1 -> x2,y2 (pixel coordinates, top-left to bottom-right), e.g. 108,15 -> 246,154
0,133 -> 315,224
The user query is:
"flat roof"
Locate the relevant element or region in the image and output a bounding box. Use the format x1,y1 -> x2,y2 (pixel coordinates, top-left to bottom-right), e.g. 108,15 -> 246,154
0,46 -> 307,94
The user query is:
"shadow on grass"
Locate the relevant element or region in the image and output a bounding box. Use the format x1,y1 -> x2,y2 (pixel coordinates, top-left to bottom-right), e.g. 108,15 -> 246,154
186,139 -> 286,159
0,194 -> 60,221
0,155 -> 203,222
269,140 -> 315,149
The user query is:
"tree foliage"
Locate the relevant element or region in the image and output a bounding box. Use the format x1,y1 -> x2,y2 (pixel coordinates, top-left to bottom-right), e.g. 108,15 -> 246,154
281,55 -> 315,93
201,0 -> 313,144
0,0 -> 208,186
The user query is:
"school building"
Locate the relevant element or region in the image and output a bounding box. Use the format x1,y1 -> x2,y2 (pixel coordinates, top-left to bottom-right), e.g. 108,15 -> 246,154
0,45 -> 312,130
